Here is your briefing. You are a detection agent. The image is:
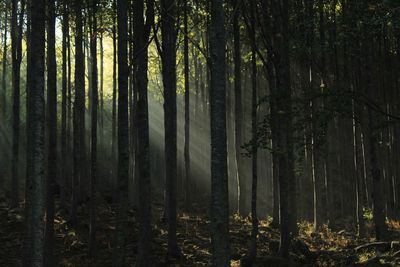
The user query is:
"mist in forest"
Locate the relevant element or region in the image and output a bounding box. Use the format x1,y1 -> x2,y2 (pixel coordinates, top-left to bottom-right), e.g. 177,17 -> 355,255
1,0 -> 400,266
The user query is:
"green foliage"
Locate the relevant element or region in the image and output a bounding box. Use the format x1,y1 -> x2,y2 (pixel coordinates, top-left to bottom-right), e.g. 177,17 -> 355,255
363,207 -> 374,222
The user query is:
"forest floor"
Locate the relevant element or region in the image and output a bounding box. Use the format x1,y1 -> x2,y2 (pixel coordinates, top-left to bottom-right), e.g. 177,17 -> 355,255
1,197 -> 400,267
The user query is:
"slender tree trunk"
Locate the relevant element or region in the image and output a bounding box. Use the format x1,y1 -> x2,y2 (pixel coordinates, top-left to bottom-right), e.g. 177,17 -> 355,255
271,139 -> 280,227
24,0 -> 46,264
271,0 -> 295,258
111,0 -> 117,201
71,0 -> 85,227
210,0 -> 229,265
89,0 -> 98,257
183,0 -> 191,210
312,0 -> 328,230
60,1 -> 69,210
11,0 -> 24,208
67,4 -> 72,192
367,111 -> 388,241
60,0 -> 69,211
260,0 -> 281,227
364,40 -> 388,241
0,1 -> 7,193
133,0 -> 154,265
114,0 -> 129,264
249,0 -> 258,259
353,99 -> 366,237
44,0 -> 57,265
161,0 -> 180,258
86,25 -> 92,121
23,2 -> 32,262
99,14 -> 104,144
1,2 -> 8,119
232,0 -> 244,215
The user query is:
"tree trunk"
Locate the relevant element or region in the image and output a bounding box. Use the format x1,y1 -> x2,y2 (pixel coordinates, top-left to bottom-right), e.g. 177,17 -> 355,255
44,0 -> 57,265
183,0 -> 191,210
71,0 -> 85,227
111,0 -> 117,201
24,0 -> 46,264
364,40 -> 389,241
248,0 -> 258,259
161,0 -> 180,258
133,0 -> 154,265
99,14 -> 104,144
271,0 -> 295,258
67,6 -> 72,195
232,0 -> 244,215
210,0 -> 230,265
1,2 -> 8,119
11,0 -> 24,208
60,0 -> 69,212
89,0 -> 98,257
353,100 -> 366,237
312,0 -> 328,230
114,0 -> 129,264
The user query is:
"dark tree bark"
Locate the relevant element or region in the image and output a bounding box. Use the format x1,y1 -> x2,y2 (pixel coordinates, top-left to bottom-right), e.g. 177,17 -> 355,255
364,41 -> 389,241
89,0 -> 98,257
271,0 -> 296,258
86,24 -> 92,123
353,101 -> 366,237
24,0 -> 46,265
209,0 -> 230,265
67,3 -> 72,185
312,0 -> 328,230
23,1 -> 32,262
114,0 -> 129,264
232,0 -> 244,215
367,111 -> 388,241
99,14 -> 104,144
133,0 -> 154,265
260,0 -> 280,227
183,0 -> 191,209
0,1 -> 8,193
10,0 -> 24,208
71,0 -> 85,227
60,0 -> 69,211
44,0 -> 57,265
161,0 -> 180,258
111,0 -> 117,200
1,2 -> 8,119
247,0 -> 258,260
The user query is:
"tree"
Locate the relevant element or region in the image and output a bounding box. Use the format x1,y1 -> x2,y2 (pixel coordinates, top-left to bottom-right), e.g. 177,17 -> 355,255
89,0 -> 98,257
1,0 -> 8,120
364,40 -> 389,241
231,0 -> 244,215
10,0 -> 24,208
183,0 -> 191,209
71,0 -> 85,227
0,1 -> 9,194
160,0 -> 180,259
259,0 -> 280,227
99,10 -> 104,144
209,0 -> 230,265
60,0 -> 69,211
243,0 -> 258,260
114,0 -> 129,264
312,0 -> 328,231
134,0 -> 154,265
44,0 -> 57,265
271,0 -> 296,258
111,0 -> 117,200
24,0 -> 46,264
